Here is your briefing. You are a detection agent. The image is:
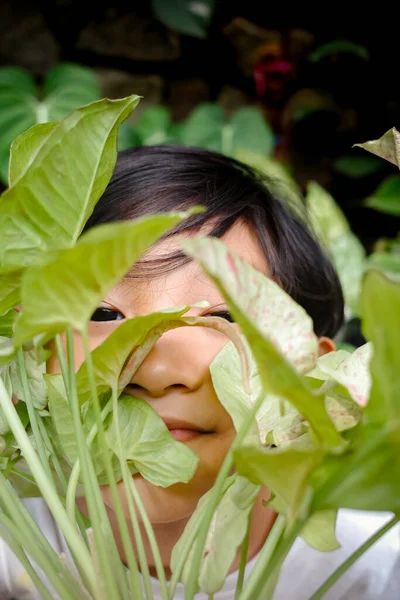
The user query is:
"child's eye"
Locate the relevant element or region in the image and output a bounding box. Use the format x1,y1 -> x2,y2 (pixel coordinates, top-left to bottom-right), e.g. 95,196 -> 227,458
206,310 -> 235,323
90,307 -> 125,322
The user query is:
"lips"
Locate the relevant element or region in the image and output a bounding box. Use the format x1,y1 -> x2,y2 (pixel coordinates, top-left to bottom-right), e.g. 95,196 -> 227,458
162,418 -> 214,442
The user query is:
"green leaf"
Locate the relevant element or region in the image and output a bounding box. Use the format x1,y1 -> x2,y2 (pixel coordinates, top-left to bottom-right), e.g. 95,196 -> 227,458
0,95 -> 141,272
234,445 -> 324,520
117,123 -> 141,151
311,426 -> 400,513
152,0 -> 214,38
364,175 -> 400,216
0,310 -> 16,338
7,349 -> 46,409
76,307 -> 191,406
136,106 -> 172,145
173,474 -> 259,594
0,67 -> 36,95
305,182 -> 365,314
366,251 -> 400,283
180,104 -> 274,158
8,122 -> 58,186
180,103 -> 225,151
300,509 -> 340,552
14,211 -> 193,345
106,394 -> 198,487
0,272 -> 22,316
182,237 -> 344,448
46,374 -> 78,467
354,127 -> 400,168
230,107 -> 274,157
42,64 -> 100,122
310,40 -> 369,62
334,154 -> 383,178
0,64 -> 101,186
360,270 -> 400,425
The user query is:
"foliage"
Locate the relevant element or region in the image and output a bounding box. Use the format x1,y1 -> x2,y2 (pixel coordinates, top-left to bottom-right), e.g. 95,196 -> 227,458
0,98 -> 399,600
152,0 -> 216,39
0,64 -> 100,184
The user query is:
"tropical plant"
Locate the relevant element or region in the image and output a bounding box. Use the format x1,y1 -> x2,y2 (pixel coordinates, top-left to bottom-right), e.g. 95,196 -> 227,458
0,98 -> 399,600
0,63 -> 100,184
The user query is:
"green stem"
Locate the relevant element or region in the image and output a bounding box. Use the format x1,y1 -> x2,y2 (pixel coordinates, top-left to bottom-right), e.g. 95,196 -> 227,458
184,392 -> 266,599
308,515 -> 400,600
234,511 -> 252,599
128,475 -> 169,599
0,503 -> 83,600
17,348 -> 52,481
0,373 -> 96,593
0,529 -> 56,600
65,400 -> 112,522
92,381 -> 143,599
73,328 -> 128,599
239,515 -> 287,600
55,333 -> 70,395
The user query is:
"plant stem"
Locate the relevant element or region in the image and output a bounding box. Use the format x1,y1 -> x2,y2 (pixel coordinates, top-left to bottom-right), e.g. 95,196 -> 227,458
234,511 -> 252,599
109,382 -> 154,599
76,328 -> 130,599
184,392 -> 266,599
0,529 -> 56,600
238,514 -> 287,600
17,348 -> 53,481
105,384 -> 145,599
0,374 -> 96,593
308,515 -> 400,600
55,333 -> 70,395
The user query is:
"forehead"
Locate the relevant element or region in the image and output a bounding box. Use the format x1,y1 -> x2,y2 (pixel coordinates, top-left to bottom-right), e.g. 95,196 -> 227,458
110,220 -> 268,309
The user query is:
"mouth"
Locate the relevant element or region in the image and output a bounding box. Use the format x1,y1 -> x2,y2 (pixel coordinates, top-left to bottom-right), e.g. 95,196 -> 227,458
162,418 -> 215,442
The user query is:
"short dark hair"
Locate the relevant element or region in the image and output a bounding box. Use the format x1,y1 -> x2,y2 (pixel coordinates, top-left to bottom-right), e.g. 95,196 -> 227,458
84,145 -> 344,338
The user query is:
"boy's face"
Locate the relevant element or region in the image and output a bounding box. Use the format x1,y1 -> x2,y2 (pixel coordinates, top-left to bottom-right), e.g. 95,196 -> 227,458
47,220 -> 332,526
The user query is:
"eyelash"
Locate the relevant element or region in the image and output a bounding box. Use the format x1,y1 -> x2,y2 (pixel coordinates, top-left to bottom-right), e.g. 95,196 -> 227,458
90,308 -> 234,323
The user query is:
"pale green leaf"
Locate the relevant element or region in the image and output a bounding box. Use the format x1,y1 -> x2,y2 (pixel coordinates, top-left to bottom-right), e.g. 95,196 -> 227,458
8,349 -> 46,409
354,127 -> 400,168
0,96 -> 141,272
182,237 -> 343,448
365,175 -> 400,216
305,181 -> 350,246
198,475 -> 259,593
300,509 -> 340,552
106,394 -> 199,487
14,212 -> 193,345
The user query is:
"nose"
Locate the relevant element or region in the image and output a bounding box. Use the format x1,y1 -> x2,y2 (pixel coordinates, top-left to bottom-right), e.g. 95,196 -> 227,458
129,325 -> 226,398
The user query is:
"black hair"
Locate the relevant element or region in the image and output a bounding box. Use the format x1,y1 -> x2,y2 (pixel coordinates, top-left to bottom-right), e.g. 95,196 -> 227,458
84,145 -> 344,338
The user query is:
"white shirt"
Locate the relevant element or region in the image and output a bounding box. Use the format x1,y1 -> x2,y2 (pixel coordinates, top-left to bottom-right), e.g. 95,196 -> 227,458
0,499 -> 399,599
